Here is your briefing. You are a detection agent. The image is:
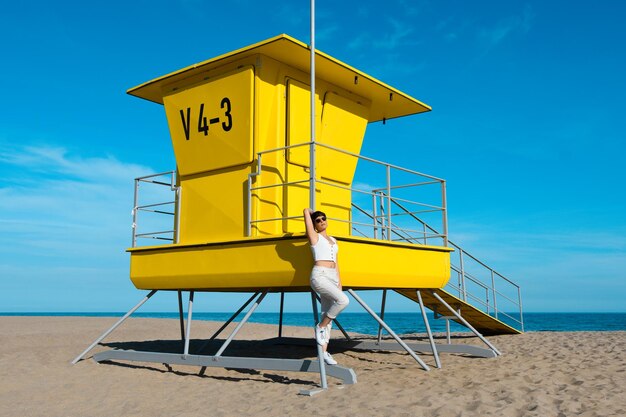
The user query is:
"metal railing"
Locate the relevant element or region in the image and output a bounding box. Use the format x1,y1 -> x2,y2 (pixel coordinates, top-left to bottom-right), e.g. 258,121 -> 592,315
247,141 -> 448,246
356,197 -> 524,331
131,171 -> 180,247
449,246 -> 524,331
128,144 -> 523,332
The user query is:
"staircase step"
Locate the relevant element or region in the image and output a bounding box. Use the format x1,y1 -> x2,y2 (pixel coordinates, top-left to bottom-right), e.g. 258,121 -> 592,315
395,288 -> 522,335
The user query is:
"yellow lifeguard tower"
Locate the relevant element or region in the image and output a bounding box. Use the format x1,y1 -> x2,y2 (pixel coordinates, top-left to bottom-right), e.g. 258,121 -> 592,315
126,34 -> 451,292
73,35 -> 523,392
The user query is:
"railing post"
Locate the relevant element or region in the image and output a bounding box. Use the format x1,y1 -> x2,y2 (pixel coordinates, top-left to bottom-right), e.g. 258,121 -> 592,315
485,286 -> 490,315
246,154 -> 262,237
378,191 -> 386,239
459,248 -> 467,302
247,175 -> 252,237
174,172 -> 181,244
386,164 -> 391,241
491,270 -> 498,319
372,193 -> 378,239
169,170 -> 176,190
441,180 -> 448,247
518,286 -> 524,332
131,178 -> 139,248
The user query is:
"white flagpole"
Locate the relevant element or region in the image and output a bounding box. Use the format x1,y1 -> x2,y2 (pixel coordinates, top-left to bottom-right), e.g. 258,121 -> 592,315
309,0 -> 316,209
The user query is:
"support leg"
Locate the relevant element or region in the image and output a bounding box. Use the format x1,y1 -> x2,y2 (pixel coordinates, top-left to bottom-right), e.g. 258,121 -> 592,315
196,292 -> 259,354
377,289 -> 387,344
416,290 -> 441,368
71,290 -> 157,364
177,291 -> 185,343
348,289 -> 430,371
197,292 -> 259,375
214,291 -> 268,357
301,291 -> 328,394
183,291 -> 194,357
279,292 -> 285,338
430,290 -> 501,356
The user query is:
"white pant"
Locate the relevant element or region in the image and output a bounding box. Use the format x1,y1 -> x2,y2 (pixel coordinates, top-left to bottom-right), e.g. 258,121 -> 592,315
310,266 -> 349,320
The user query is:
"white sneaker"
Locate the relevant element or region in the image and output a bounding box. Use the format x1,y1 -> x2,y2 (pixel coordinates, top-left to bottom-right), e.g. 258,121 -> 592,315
314,325 -> 328,346
323,351 -> 337,365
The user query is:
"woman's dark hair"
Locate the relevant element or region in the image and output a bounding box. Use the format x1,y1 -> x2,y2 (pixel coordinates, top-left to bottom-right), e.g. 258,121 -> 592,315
311,211 -> 326,221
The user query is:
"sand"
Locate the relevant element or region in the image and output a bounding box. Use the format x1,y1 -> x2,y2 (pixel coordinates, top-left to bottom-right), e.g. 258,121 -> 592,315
0,316 -> 624,417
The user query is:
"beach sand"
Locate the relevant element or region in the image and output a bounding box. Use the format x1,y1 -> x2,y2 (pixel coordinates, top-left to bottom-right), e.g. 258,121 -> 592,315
0,316 -> 624,417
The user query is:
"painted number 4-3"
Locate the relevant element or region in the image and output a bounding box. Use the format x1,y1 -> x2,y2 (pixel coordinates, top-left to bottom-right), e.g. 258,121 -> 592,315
179,97 -> 233,140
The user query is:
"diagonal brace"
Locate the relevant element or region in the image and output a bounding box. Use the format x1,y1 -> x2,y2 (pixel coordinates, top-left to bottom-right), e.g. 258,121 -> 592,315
430,290 -> 501,356
71,290 -> 158,364
196,292 -> 259,354
348,289 -> 430,371
214,290 -> 268,358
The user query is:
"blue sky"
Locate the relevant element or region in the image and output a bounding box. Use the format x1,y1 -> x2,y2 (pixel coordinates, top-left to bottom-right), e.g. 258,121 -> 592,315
1,1 -> 625,313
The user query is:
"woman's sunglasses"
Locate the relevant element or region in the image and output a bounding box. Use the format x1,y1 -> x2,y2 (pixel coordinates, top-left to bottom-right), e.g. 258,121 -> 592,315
315,217 -> 326,223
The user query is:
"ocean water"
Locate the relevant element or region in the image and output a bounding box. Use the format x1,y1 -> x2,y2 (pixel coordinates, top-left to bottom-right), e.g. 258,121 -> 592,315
3,312 -> 625,334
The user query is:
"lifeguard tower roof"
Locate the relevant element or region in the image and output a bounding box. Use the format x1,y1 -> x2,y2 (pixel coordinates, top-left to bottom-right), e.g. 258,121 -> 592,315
127,34 -> 431,123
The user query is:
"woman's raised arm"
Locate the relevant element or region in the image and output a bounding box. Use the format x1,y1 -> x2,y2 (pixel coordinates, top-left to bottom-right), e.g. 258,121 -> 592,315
303,208 -> 318,245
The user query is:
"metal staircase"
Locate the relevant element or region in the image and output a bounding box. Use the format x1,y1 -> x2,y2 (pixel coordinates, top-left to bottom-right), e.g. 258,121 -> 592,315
396,288 -> 522,335
353,195 -> 524,335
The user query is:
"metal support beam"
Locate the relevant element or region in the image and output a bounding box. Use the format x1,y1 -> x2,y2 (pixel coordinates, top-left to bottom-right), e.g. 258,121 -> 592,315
177,291 -> 185,343
377,289 -> 387,344
214,291 -> 268,358
306,291 -> 328,393
349,340 -> 495,357
430,291 -> 501,356
71,290 -> 158,364
274,337 -> 496,358
197,291 -> 260,376
279,292 -> 285,338
347,289 -> 430,371
416,290 -> 441,368
93,350 -> 357,385
196,292 -> 259,355
183,291 -> 194,357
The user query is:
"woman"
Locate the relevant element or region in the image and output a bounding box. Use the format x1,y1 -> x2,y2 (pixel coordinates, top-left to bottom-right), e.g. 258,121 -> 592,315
303,208 -> 349,365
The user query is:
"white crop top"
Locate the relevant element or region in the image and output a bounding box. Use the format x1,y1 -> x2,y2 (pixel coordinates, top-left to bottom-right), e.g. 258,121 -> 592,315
311,234 -> 338,262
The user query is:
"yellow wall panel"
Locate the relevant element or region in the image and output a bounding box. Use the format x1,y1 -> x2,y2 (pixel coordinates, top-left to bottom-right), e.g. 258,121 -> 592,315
163,67 -> 254,176
319,91 -> 369,185
179,170 -> 250,243
130,236 -> 452,290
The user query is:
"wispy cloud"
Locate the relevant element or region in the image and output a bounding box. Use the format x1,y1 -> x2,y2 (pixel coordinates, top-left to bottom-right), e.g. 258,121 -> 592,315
0,145 -> 156,310
373,17 -> 416,50
0,145 -> 149,182
273,2 -> 308,30
447,222 -> 626,311
437,5 -> 534,60
346,15 -> 420,52
344,16 -> 425,78
316,24 -> 340,43
478,4 -> 534,52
